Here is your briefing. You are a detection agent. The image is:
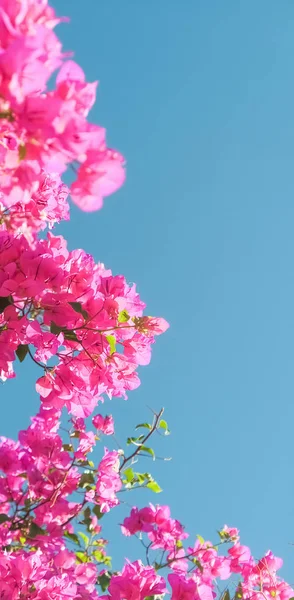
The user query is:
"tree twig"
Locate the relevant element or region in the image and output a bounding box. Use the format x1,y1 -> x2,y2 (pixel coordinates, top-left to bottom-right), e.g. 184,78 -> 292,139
119,408 -> 164,472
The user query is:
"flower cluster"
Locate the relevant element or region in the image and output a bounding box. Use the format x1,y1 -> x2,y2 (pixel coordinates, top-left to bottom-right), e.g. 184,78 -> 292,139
0,407 -> 83,549
121,507 -> 293,600
0,403 -> 122,556
0,1 -> 292,600
0,171 -> 69,242
106,561 -> 167,600
92,414 -> 114,436
0,228 -> 168,415
166,546 -> 293,600
121,504 -> 188,550
0,0 -> 125,239
93,449 -> 122,513
0,549 -> 99,600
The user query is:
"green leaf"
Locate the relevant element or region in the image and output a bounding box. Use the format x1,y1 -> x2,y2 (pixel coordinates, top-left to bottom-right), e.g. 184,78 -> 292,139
62,443 -> 74,452
93,549 -> 105,562
50,322 -> 63,335
83,518 -> 91,531
146,481 -> 162,493
98,571 -> 112,592
0,110 -> 14,122
18,145 -> 26,160
106,335 -> 116,355
123,467 -> 134,483
140,445 -> 155,459
193,559 -> 203,572
84,507 -> 91,520
135,422 -> 152,430
78,531 -> 89,548
0,296 -> 12,313
16,344 -> 29,363
222,591 -> 230,600
93,539 -> 106,547
64,330 -> 79,342
76,551 -> 88,563
50,324 -> 79,342
29,523 -> 46,538
64,531 -> 80,545
159,419 -> 170,435
127,435 -> 144,446
0,514 -> 10,524
93,504 -> 104,520
69,301 -> 88,319
118,310 -> 130,323
197,534 -> 205,545
137,473 -> 147,484
79,472 -> 95,488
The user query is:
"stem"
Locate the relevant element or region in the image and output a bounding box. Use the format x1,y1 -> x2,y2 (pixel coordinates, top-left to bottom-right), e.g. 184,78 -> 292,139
27,347 -> 46,370
157,540 -> 228,571
119,408 -> 164,472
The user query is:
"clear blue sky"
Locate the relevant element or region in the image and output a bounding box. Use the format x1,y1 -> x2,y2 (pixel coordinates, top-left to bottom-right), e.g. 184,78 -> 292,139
3,0 -> 294,581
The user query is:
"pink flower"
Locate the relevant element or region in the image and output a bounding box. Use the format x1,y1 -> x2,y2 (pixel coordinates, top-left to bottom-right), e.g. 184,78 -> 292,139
168,573 -> 196,600
121,504 -> 187,550
70,148 -> 125,212
75,562 -> 97,588
255,550 -> 283,575
121,506 -> 154,536
36,373 -> 54,398
75,430 -> 96,460
0,437 -> 22,474
95,448 -> 122,513
133,316 -> 170,336
228,543 -> 253,574
92,414 -> 114,435
167,548 -> 189,573
56,60 -> 86,85
108,561 -> 166,600
220,524 -> 240,543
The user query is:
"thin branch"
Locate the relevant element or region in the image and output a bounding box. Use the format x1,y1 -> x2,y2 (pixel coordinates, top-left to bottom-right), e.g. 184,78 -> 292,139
157,540 -> 229,571
119,408 -> 164,472
27,347 -> 46,370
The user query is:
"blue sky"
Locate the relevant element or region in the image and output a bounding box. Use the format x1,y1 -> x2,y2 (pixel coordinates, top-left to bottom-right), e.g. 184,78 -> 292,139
3,0 -> 294,581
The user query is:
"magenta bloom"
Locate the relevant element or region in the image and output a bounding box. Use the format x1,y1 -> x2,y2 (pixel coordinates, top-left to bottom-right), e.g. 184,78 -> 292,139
95,448 -> 122,513
108,560 -> 167,600
92,414 -> 114,435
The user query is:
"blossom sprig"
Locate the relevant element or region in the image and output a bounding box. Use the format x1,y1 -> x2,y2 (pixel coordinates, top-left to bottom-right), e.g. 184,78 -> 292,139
0,1 -> 292,599
0,229 -> 168,416
0,1 -> 125,225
